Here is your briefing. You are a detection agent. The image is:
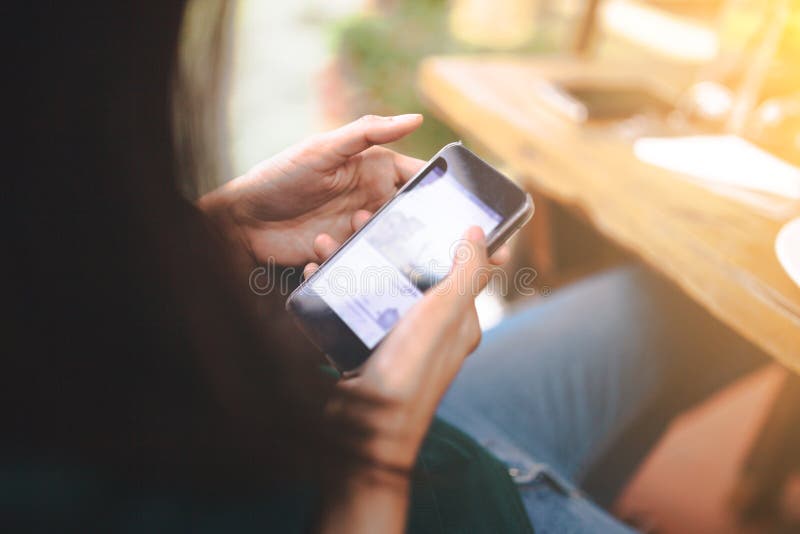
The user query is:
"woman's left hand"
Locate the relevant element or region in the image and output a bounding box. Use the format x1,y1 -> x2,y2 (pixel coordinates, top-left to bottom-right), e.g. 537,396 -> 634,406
199,114 -> 426,266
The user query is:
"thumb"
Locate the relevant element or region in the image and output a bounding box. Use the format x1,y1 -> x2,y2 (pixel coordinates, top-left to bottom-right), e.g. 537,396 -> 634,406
443,226 -> 491,301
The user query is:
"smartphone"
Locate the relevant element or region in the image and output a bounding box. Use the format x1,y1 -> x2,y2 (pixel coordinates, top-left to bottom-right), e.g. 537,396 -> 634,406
286,142 -> 534,372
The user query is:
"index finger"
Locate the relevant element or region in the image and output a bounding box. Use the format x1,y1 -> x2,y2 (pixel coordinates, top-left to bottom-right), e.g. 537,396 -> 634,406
314,114 -> 423,170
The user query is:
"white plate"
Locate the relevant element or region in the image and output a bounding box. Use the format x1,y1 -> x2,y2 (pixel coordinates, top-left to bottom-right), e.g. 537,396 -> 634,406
776,217 -> 800,288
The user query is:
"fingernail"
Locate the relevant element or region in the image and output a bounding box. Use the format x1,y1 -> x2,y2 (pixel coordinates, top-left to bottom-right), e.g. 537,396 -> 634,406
392,113 -> 423,122
465,226 -> 485,244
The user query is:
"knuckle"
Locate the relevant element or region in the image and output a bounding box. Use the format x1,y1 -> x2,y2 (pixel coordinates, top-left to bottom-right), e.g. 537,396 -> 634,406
300,133 -> 324,153
359,114 -> 382,124
447,308 -> 471,335
419,295 -> 459,330
305,132 -> 323,145
461,308 -> 481,339
469,325 -> 482,351
364,145 -> 390,158
461,320 -> 481,353
322,165 -> 348,192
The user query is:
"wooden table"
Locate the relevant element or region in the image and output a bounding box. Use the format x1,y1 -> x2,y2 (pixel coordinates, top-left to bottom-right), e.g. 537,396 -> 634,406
417,56 -> 800,371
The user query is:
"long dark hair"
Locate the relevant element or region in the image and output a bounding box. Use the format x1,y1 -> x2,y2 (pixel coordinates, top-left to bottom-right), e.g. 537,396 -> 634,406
7,2 -> 347,490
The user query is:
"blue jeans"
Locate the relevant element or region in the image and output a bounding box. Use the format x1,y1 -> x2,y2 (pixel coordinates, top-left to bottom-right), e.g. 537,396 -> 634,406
438,265 -> 766,533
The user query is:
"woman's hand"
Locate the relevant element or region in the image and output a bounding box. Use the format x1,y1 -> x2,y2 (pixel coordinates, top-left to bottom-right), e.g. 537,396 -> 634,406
347,227 -> 492,469
198,114 -> 426,267
305,223 -> 499,472
314,226 -> 494,534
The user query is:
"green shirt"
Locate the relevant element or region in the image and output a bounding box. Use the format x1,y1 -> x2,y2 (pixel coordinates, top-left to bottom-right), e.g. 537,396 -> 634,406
3,419 -> 533,533
409,418 -> 534,533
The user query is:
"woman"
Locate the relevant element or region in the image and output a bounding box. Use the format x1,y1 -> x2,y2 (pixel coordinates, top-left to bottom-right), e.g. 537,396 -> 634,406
6,2 -> 765,532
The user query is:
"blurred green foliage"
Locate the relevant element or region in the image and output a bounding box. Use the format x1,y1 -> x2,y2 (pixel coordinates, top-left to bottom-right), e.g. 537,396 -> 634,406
331,1 -> 556,159
331,1 -> 458,159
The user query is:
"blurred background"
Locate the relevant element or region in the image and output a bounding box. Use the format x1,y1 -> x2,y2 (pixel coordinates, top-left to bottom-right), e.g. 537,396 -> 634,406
223,0 -> 800,176
226,0 -> 610,174
194,1 -> 800,532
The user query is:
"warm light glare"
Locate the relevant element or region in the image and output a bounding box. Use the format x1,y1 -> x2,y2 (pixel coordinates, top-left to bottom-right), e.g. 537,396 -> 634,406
601,0 -> 719,63
448,0 -> 537,50
688,82 -> 734,121
634,135 -> 800,199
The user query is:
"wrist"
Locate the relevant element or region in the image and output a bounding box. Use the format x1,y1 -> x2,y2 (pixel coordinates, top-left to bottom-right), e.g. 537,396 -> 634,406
346,463 -> 411,492
329,393 -> 426,473
320,463 -> 409,534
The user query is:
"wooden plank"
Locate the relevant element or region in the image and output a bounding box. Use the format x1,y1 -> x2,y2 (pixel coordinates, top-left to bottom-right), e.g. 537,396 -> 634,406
418,56 -> 800,370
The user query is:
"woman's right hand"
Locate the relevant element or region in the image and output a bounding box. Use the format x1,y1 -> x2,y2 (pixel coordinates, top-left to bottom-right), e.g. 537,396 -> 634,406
306,224 -> 493,472
345,226 -> 490,470
308,222 -> 494,534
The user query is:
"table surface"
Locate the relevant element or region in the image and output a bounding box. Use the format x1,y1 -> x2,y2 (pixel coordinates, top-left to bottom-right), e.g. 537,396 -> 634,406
417,55 -> 800,371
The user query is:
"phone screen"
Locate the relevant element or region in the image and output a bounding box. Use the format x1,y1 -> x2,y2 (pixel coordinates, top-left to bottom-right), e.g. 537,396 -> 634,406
307,165 -> 503,348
